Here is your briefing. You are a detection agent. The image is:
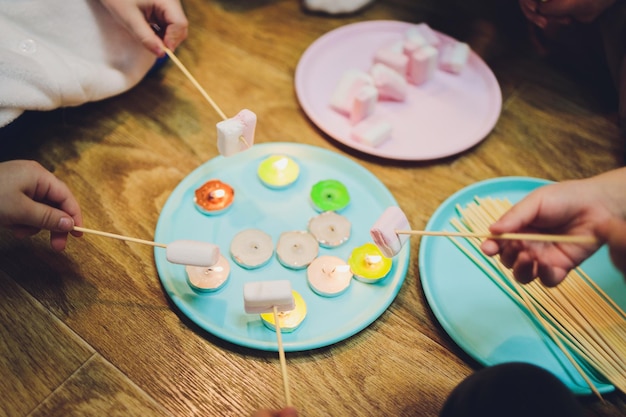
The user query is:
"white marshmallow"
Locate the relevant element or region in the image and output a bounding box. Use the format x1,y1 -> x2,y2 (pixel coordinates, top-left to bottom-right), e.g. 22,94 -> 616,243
216,109 -> 256,157
330,69 -> 373,116
404,28 -> 428,47
370,63 -> 408,101
166,240 -> 220,267
439,42 -> 470,74
350,84 -> 378,125
243,280 -> 295,314
411,23 -> 441,47
407,45 -> 438,86
351,118 -> 392,147
370,206 -> 411,258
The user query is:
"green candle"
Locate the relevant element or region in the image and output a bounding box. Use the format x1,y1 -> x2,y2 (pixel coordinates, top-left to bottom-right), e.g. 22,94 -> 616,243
310,179 -> 350,212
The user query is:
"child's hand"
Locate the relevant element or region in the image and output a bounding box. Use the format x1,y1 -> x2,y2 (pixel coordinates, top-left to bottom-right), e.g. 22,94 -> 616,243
99,0 -> 188,56
0,160 -> 83,251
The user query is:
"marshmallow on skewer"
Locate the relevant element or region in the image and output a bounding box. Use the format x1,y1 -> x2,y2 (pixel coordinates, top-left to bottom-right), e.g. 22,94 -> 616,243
216,109 -> 256,157
370,206 -> 411,258
166,240 -> 220,267
243,280 -> 296,314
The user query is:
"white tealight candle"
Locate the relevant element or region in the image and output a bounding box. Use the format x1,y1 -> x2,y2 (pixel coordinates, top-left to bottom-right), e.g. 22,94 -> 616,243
307,255 -> 352,297
307,211 -> 351,248
276,231 -> 319,270
185,254 -> 231,292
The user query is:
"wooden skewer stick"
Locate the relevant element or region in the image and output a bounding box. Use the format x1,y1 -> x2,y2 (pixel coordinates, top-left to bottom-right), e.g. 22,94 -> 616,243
273,305 -> 292,407
395,230 -> 598,244
162,47 -> 250,147
163,46 -> 228,120
73,226 -> 166,248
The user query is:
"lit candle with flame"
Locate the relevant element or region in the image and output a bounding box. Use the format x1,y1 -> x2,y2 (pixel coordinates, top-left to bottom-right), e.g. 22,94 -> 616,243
257,155 -> 300,189
194,179 -> 235,215
185,254 -> 231,292
348,242 -> 392,283
307,255 -> 353,297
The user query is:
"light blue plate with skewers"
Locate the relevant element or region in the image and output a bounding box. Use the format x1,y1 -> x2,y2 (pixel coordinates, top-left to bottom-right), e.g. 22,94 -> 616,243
419,176 -> 626,395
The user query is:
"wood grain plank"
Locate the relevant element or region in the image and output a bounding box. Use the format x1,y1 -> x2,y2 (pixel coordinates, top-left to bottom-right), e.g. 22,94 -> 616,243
30,355 -> 170,417
1,0 -> 626,416
0,270 -> 93,417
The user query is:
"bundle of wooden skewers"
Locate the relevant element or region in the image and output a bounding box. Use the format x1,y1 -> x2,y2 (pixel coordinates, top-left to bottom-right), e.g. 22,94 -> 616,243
448,196 -> 626,399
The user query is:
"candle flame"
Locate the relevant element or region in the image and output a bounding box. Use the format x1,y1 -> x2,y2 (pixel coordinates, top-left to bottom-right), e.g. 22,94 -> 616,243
273,157 -> 289,171
365,254 -> 382,265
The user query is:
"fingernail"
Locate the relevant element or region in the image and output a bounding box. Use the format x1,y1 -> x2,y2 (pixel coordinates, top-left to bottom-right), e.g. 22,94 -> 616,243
58,217 -> 74,231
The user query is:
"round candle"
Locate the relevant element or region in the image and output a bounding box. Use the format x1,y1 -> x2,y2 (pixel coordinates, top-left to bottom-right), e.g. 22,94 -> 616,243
260,290 -> 307,333
230,228 -> 274,269
194,179 -> 235,215
185,254 -> 231,292
310,179 -> 350,212
308,211 -> 351,248
257,155 -> 300,189
307,255 -> 352,297
348,242 -> 392,283
276,230 -> 319,270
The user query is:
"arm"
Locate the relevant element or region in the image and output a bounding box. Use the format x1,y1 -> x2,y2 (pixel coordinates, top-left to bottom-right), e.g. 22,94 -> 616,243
99,0 -> 189,56
481,167 -> 626,286
0,160 -> 83,251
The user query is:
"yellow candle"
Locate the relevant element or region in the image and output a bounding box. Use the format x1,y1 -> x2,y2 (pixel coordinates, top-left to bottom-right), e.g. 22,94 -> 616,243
257,155 -> 300,189
348,242 -> 392,283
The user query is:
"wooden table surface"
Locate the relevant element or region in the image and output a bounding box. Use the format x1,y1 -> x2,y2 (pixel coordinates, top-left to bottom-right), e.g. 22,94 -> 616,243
1,1 -> 626,416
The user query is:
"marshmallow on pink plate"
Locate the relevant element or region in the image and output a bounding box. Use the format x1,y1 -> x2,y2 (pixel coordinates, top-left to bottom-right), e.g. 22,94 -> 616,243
370,63 -> 408,102
243,280 -> 295,314
373,47 -> 409,76
350,85 -> 378,125
351,118 -> 392,148
216,109 -> 256,157
439,41 -> 470,74
330,69 -> 373,116
370,206 -> 410,258
407,45 -> 438,86
408,23 -> 441,47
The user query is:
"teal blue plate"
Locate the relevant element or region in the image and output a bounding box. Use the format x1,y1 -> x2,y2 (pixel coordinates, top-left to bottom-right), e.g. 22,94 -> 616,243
419,176 -> 626,395
154,143 -> 410,352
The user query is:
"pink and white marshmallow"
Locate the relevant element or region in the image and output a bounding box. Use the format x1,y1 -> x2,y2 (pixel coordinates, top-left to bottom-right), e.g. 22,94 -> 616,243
408,23 -> 441,48
216,109 -> 256,157
439,41 -> 470,74
330,69 -> 374,116
351,118 -> 392,148
350,85 -> 378,125
370,63 -> 408,102
407,45 -> 438,86
370,206 -> 411,258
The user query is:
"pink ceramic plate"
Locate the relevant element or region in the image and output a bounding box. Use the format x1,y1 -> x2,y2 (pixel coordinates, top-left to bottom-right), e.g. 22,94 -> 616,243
295,20 -> 502,161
